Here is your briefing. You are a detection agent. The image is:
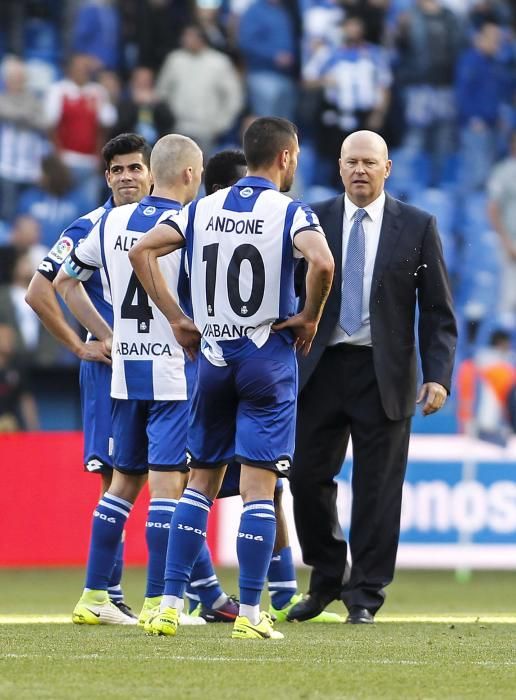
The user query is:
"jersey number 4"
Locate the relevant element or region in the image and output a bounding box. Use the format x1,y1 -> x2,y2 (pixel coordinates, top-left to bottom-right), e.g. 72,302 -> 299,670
203,243 -> 265,317
121,272 -> 154,333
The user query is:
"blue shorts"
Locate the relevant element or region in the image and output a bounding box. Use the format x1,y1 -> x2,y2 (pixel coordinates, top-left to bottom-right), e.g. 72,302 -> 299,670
80,360 -> 113,474
188,333 -> 297,475
112,399 -> 190,475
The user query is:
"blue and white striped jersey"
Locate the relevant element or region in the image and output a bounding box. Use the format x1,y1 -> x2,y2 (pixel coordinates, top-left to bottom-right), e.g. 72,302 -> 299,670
37,197 -> 114,331
65,195 -> 188,401
164,176 -> 323,366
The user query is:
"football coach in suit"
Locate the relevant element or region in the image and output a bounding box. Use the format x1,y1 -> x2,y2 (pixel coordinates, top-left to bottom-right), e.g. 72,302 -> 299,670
288,130 -> 457,624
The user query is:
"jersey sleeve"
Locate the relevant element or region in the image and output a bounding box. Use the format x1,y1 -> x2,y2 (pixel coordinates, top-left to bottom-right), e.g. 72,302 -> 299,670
289,203 -> 324,259
160,204 -> 189,239
37,204 -> 108,282
62,217 -> 104,282
37,218 -> 92,282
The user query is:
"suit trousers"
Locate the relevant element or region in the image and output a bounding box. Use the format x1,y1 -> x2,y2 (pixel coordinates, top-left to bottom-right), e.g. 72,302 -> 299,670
291,343 -> 411,613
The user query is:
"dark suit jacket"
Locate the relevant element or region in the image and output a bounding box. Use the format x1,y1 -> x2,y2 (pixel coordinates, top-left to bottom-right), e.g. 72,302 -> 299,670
298,193 -> 457,421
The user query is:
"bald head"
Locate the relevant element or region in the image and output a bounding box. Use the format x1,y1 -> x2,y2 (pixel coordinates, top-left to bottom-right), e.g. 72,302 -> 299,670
151,134 -> 203,186
339,130 -> 391,206
341,130 -> 388,161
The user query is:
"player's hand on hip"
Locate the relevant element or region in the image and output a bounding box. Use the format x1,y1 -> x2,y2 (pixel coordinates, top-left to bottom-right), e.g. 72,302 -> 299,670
272,313 -> 318,356
80,339 -> 112,365
417,382 -> 447,416
170,317 -> 201,361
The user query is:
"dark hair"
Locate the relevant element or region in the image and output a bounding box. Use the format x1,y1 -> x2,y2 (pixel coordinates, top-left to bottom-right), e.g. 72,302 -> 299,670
204,149 -> 247,195
101,133 -> 151,170
489,329 -> 511,346
243,117 -> 298,170
41,153 -> 73,196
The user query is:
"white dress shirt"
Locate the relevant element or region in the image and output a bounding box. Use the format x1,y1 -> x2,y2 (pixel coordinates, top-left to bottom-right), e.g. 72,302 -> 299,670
329,191 -> 385,347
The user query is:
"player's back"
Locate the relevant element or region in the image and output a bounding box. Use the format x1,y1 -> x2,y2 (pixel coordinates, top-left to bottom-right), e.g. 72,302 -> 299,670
100,197 -> 187,401
183,176 -> 313,365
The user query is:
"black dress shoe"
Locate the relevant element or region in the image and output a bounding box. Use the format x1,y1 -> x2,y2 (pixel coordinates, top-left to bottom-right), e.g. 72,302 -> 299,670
286,591 -> 337,622
346,606 -> 375,624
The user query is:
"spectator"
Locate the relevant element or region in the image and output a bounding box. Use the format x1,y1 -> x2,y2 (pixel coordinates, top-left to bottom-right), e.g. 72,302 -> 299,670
0,215 -> 47,284
111,66 -> 173,144
0,323 -> 39,432
71,0 -> 121,72
238,0 -> 299,121
487,130 -> 516,319
474,329 -> 516,444
0,55 -> 49,222
341,0 -> 389,45
131,0 -> 196,73
395,0 -> 463,187
0,250 -> 61,369
16,153 -> 90,248
156,23 -> 243,155
305,15 -> 392,188
43,53 -> 117,209
455,21 -> 513,191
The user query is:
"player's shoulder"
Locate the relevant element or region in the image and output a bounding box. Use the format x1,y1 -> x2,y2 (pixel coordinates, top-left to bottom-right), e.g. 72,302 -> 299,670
101,202 -> 140,229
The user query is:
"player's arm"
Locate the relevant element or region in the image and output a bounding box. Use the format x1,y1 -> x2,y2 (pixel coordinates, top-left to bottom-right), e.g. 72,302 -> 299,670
26,272 -> 110,362
54,270 -> 112,361
129,219 -> 200,360
26,222 -> 113,363
273,228 -> 334,355
53,221 -> 112,363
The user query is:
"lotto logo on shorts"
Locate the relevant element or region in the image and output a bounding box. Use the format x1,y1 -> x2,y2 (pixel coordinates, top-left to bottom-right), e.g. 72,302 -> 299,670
86,458 -> 104,472
238,532 -> 264,541
275,459 -> 290,473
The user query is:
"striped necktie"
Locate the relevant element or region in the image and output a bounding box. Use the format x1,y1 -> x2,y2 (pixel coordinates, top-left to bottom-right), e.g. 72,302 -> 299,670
340,208 -> 366,335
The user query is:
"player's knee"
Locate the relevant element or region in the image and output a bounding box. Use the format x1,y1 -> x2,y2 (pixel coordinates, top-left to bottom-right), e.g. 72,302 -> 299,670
109,471 -> 146,503
148,470 -> 186,500
240,466 -> 277,503
188,468 -> 224,501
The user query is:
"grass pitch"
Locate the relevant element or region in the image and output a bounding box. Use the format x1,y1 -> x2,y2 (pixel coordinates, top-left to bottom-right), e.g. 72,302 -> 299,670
1,569 -> 515,699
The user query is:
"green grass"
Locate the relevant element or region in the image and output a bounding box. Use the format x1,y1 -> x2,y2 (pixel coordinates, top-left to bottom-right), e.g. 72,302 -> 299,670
1,569 -> 515,700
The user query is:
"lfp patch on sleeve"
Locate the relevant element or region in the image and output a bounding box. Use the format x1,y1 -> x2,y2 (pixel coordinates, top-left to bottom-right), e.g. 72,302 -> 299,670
47,236 -> 74,264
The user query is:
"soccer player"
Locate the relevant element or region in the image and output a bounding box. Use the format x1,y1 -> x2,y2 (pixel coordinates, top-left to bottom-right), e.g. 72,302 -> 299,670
55,134 -> 234,627
202,149 -> 343,624
129,117 -> 335,640
26,133 -> 153,621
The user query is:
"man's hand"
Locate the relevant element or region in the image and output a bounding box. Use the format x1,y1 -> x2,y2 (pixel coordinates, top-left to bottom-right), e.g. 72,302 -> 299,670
417,382 -> 447,416
79,339 -> 112,365
272,313 -> 318,356
170,316 -> 201,361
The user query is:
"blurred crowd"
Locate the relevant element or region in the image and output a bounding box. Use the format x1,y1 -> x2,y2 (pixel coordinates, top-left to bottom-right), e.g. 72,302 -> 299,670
0,0 -> 515,435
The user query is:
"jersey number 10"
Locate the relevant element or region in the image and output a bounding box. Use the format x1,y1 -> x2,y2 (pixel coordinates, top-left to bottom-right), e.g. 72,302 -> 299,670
203,243 -> 265,318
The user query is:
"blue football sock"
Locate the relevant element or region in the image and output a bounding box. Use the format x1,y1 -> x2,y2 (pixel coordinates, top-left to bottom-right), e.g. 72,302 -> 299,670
268,546 -> 297,609
237,500 -> 276,607
164,488 -> 212,598
187,542 -> 224,610
107,535 -> 125,603
85,493 -> 132,592
145,498 -> 177,598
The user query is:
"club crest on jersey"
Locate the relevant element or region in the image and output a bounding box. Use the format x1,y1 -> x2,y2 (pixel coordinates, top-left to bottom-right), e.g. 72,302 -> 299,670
48,235 -> 74,263
143,206 -> 156,216
240,187 -> 253,198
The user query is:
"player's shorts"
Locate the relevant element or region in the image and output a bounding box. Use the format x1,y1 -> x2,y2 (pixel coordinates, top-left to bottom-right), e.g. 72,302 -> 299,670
218,462 -> 284,498
188,333 -> 297,476
112,398 -> 190,475
80,360 -> 113,474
